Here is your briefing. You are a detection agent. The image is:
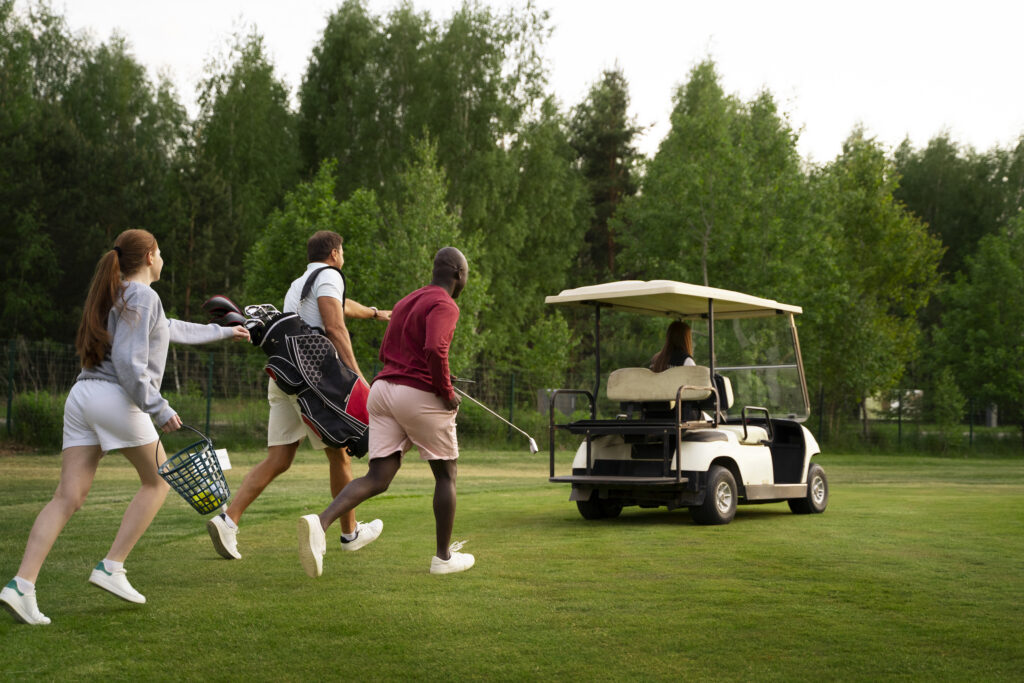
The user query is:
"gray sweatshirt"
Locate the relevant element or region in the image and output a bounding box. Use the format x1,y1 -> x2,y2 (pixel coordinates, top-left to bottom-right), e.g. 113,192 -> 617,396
77,281 -> 235,427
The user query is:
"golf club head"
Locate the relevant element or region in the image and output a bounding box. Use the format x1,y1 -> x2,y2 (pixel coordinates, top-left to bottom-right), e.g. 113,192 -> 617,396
202,294 -> 243,317
211,311 -> 246,327
528,437 -> 539,454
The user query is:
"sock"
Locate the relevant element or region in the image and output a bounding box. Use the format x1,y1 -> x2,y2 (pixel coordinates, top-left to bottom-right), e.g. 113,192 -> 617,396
221,513 -> 238,530
102,559 -> 124,573
14,576 -> 35,594
341,530 -> 359,542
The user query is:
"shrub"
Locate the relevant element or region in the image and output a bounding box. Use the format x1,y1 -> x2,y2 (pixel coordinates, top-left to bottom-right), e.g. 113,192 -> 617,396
11,391 -> 65,451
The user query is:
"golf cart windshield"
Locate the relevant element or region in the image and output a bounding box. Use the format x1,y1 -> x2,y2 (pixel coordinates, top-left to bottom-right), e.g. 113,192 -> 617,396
714,315 -> 809,421
546,280 -> 811,422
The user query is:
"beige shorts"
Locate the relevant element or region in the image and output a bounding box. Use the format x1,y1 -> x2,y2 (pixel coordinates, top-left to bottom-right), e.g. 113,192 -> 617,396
267,378 -> 326,450
62,379 -> 159,451
367,380 -> 459,461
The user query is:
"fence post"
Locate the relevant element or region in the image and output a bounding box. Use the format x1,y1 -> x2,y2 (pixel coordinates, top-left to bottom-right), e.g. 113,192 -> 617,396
206,352 -> 214,435
6,339 -> 13,436
507,372 -> 516,441
969,398 -> 974,448
897,388 -> 902,449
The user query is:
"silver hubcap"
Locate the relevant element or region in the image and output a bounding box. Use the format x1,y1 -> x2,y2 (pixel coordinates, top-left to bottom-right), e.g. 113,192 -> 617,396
714,480 -> 733,514
811,475 -> 825,505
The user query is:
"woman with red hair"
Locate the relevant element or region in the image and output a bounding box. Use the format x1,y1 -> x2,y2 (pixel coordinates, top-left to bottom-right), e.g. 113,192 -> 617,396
1,229 -> 248,625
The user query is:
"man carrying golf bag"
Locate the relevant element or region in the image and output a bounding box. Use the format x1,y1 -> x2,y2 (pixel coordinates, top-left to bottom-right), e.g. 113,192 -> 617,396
298,247 -> 475,577
206,231 -> 390,561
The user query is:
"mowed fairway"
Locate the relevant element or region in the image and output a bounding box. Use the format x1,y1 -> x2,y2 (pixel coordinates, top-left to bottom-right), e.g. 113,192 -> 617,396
1,449 -> 1022,681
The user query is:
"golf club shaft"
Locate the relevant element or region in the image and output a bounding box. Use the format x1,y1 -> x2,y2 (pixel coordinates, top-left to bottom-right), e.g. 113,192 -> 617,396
453,386 -> 531,439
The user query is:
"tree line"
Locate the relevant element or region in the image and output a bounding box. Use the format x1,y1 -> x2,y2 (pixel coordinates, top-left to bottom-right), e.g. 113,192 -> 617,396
2,0 -> 1023,442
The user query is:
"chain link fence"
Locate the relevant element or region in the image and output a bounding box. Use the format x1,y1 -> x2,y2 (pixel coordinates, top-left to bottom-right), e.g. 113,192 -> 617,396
5,339 -> 1018,455
0,338 -> 582,452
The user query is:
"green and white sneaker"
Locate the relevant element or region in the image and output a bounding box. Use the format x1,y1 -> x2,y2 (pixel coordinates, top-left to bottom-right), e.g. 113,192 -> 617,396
1,580 -> 51,625
89,562 -> 146,604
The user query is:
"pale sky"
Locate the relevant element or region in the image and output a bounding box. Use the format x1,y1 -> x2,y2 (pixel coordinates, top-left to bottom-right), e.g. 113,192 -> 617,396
50,0 -> 1024,163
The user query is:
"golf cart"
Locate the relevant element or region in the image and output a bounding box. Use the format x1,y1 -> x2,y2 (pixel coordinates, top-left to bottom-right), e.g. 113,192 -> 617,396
545,280 -> 827,525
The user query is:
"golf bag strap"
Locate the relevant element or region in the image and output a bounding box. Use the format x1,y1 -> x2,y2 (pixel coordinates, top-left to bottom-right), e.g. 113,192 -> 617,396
300,266 -> 346,310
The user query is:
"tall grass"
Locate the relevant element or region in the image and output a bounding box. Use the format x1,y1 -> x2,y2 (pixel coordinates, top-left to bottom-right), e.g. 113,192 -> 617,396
1,449 -> 1022,680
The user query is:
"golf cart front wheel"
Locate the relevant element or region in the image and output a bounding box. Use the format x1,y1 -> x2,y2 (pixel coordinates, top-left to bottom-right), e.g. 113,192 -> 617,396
788,463 -> 828,514
691,465 -> 737,525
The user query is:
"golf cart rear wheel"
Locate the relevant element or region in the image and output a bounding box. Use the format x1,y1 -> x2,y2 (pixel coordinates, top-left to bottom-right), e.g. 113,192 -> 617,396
692,465 -> 737,525
576,492 -> 622,520
788,463 -> 828,514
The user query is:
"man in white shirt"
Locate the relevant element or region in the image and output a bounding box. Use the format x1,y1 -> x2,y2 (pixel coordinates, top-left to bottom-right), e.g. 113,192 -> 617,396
206,231 -> 390,559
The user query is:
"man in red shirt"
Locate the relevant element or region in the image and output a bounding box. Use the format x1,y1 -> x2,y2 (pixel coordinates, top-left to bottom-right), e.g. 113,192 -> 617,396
298,247 -> 475,576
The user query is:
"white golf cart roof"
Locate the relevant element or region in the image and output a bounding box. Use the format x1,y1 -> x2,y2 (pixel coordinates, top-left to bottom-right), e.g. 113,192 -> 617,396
545,280 -> 802,319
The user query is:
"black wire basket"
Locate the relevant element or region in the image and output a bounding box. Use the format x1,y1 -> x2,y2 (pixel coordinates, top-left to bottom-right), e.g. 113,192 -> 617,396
157,425 -> 230,514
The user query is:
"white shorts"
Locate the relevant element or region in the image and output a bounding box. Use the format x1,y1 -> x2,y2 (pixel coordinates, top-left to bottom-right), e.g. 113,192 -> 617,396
367,380 -> 459,461
62,379 -> 159,451
267,379 -> 326,450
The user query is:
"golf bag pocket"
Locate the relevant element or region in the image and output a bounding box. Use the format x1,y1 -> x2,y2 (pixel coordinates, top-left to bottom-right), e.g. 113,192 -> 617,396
264,355 -> 305,394
296,388 -> 369,455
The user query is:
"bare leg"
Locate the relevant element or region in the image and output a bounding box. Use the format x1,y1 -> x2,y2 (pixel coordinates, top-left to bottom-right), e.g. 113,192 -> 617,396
318,453 -> 401,531
16,445 -> 104,583
104,440 -> 170,563
325,446 -> 356,535
429,459 -> 458,560
225,442 -> 299,525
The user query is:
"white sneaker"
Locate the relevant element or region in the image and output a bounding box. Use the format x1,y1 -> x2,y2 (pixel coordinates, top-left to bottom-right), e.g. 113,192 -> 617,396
429,541 -> 475,575
340,519 -> 383,552
298,514 -> 326,578
207,513 -> 241,560
1,581 -> 51,625
89,562 -> 146,604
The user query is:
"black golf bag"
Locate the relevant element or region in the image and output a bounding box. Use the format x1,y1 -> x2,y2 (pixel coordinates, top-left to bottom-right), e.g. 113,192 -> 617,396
248,311 -> 370,456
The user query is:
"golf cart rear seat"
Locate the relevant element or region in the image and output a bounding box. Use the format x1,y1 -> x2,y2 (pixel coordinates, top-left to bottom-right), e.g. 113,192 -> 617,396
606,365 -> 713,403
607,366 -> 715,425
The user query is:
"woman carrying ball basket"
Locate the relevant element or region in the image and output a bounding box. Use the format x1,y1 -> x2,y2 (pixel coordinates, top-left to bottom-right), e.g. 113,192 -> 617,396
0,229 -> 248,626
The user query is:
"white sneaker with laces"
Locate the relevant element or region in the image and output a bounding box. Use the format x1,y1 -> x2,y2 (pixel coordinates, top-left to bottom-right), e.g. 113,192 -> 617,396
89,562 -> 146,604
207,513 -> 241,559
340,519 -> 383,552
298,514 -> 327,578
429,540 -> 475,575
1,581 -> 51,625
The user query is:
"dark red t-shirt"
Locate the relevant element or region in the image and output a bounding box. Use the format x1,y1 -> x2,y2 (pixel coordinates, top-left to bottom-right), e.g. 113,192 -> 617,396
373,285 -> 460,401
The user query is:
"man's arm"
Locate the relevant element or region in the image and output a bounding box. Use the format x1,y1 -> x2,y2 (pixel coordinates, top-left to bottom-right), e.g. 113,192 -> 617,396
319,295 -> 365,382
344,299 -> 391,321
424,302 -> 460,410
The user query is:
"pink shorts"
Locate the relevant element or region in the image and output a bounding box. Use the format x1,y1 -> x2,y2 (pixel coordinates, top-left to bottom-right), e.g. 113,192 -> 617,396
367,380 -> 459,461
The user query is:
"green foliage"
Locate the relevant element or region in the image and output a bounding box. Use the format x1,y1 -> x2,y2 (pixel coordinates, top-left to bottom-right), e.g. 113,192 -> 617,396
569,67 -> 643,279
182,30 -> 300,314
801,130 -> 944,427
10,391 -> 64,450
936,213 -> 1024,436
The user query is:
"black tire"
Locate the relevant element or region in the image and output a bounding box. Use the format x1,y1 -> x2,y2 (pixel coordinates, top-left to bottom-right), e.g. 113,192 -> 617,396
576,491 -> 623,520
691,465 -> 737,525
600,499 -> 623,519
788,463 -> 828,514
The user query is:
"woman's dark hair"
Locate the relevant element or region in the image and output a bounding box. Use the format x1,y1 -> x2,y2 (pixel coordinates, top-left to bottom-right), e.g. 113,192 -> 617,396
307,231 -> 343,262
75,229 -> 157,368
650,321 -> 693,373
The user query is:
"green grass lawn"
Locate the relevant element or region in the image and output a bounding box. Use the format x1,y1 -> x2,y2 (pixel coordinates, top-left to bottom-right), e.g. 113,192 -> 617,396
1,448 -> 1022,681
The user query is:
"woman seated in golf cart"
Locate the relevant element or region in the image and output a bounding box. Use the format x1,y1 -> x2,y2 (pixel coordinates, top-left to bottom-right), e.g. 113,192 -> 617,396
650,321 -> 696,372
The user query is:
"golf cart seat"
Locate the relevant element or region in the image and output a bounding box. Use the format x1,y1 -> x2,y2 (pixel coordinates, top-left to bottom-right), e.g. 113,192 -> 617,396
718,424 -> 770,445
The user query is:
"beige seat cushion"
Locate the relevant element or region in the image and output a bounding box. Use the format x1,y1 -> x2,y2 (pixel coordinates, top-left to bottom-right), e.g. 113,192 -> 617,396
606,366 -> 712,402
719,424 -> 770,445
